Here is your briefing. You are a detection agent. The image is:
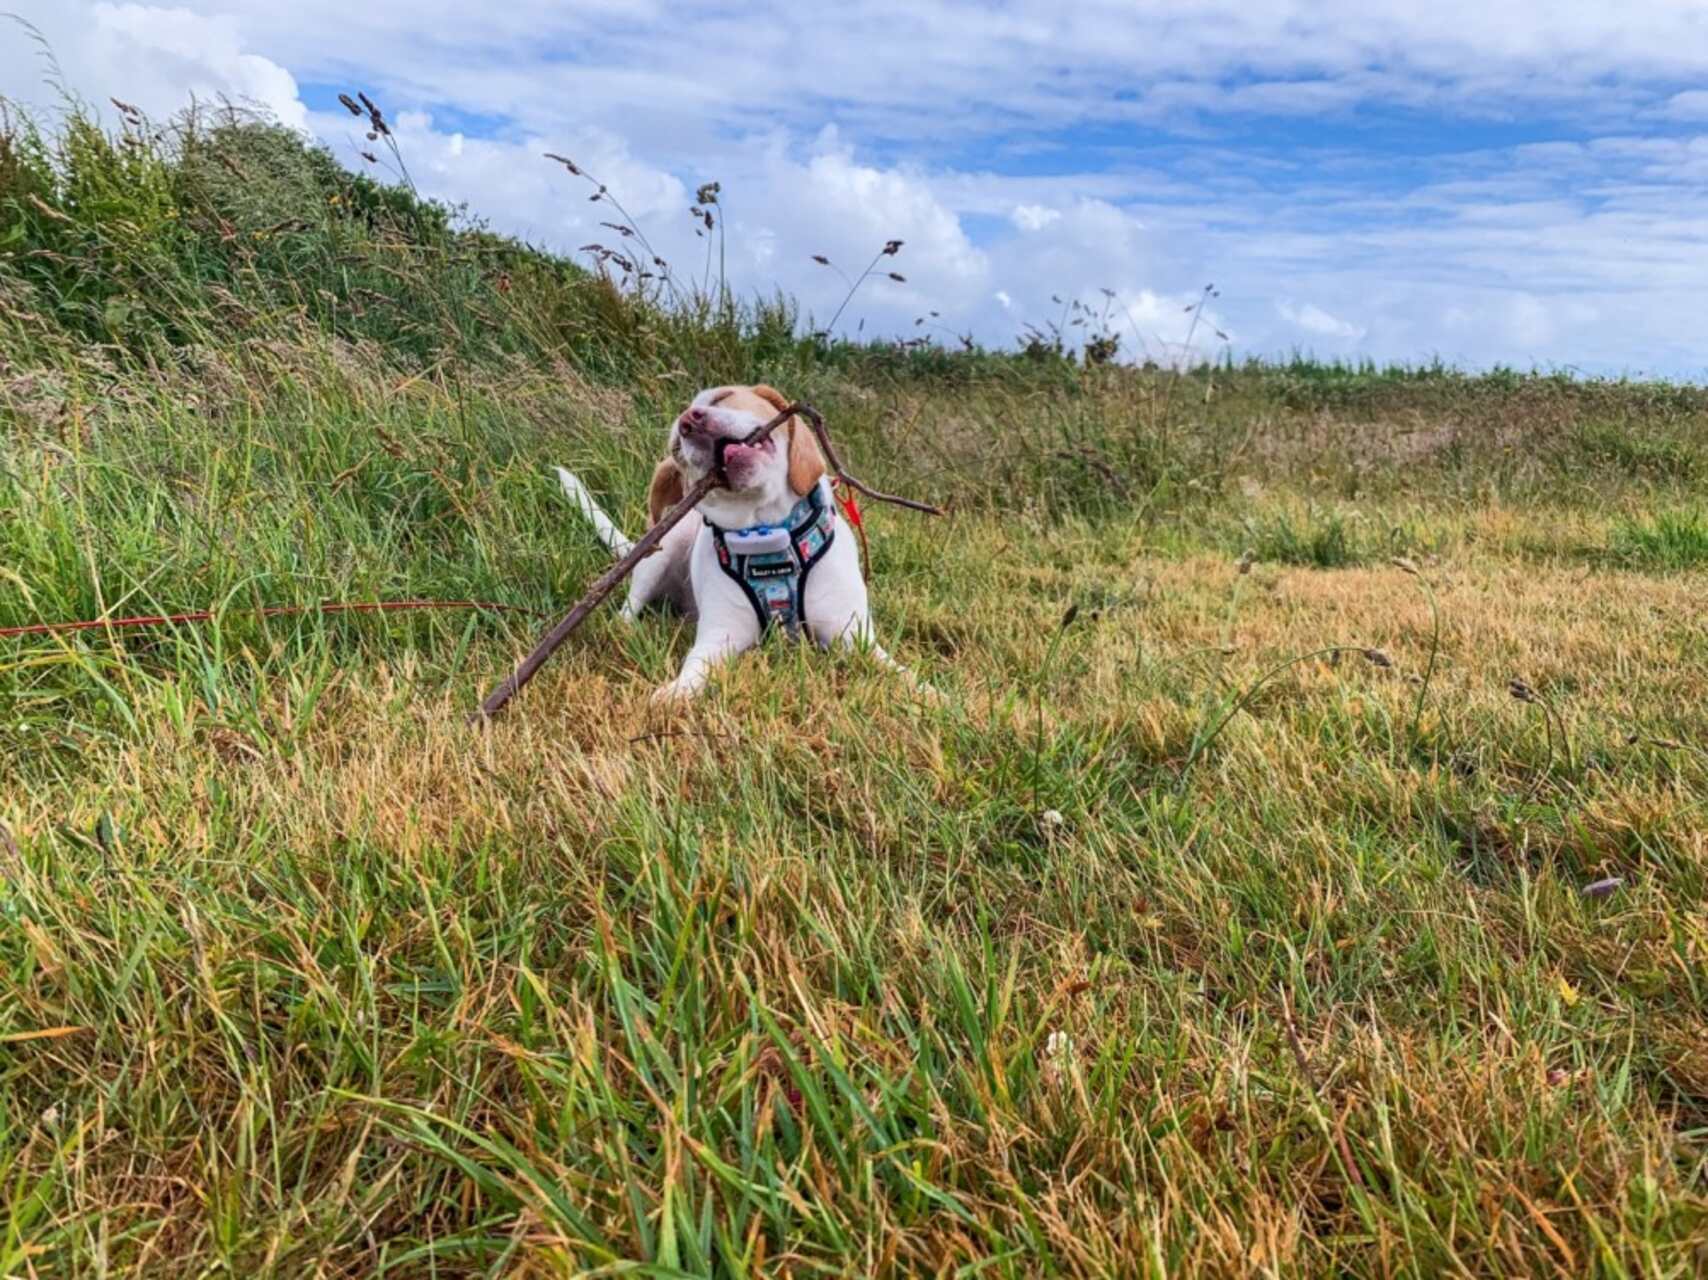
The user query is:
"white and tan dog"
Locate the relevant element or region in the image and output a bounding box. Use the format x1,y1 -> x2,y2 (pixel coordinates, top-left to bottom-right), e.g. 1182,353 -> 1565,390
557,384 -> 911,701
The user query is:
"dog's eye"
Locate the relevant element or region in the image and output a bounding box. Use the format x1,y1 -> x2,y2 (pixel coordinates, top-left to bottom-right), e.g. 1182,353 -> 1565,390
707,389 -> 734,406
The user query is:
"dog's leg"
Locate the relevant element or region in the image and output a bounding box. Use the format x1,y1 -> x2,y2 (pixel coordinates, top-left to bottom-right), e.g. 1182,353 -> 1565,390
853,637 -> 943,703
802,536 -> 940,701
651,581 -> 758,702
651,635 -> 746,702
812,610 -> 942,704
620,546 -> 675,624
623,516 -> 699,623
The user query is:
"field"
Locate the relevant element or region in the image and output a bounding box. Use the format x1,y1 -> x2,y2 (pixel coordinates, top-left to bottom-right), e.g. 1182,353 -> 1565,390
3,103 -> 1707,1276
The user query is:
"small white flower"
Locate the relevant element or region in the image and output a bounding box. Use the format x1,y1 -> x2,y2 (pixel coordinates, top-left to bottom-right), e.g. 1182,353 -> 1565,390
1045,1030 -> 1073,1061
41,1104 -> 59,1128
1041,809 -> 1065,828
1042,1030 -> 1076,1087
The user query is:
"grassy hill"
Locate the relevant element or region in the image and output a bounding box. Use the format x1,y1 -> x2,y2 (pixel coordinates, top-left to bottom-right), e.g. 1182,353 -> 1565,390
3,99 -> 1706,1276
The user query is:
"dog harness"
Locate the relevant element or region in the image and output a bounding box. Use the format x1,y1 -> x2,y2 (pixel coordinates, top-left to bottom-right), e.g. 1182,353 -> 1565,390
708,483 -> 836,639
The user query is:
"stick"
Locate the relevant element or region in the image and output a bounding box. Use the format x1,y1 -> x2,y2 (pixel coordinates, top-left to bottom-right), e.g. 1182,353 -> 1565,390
1280,988 -> 1367,1193
800,414 -> 944,515
471,401 -> 939,723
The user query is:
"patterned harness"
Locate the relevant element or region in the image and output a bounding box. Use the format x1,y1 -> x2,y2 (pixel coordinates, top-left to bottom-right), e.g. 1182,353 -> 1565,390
707,483 -> 836,639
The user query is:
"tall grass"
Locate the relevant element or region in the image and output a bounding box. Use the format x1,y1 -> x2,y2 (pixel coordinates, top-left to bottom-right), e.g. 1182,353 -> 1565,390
1608,508 -> 1708,570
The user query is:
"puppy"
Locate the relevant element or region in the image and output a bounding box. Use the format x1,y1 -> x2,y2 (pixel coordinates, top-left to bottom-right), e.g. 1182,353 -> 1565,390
557,384 -> 912,702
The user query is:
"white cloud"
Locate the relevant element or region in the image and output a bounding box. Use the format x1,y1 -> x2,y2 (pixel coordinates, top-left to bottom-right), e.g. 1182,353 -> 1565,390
1442,292 -> 1600,356
82,0 -> 1708,149
367,110 -> 687,235
4,4 -> 305,130
793,145 -> 988,292
1277,301 -> 1367,342
1012,204 -> 1062,231
304,109 -> 989,336
1659,90 -> 1708,121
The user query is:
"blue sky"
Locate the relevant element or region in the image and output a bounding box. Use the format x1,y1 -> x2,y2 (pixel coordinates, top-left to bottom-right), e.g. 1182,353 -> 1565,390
7,1 -> 1708,376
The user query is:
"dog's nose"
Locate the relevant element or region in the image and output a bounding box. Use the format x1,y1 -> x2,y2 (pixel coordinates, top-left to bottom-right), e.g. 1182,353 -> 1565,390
678,406 -> 707,434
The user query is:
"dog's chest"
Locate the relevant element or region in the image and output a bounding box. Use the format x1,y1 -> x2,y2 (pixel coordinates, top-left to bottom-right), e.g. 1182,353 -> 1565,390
705,488 -> 837,639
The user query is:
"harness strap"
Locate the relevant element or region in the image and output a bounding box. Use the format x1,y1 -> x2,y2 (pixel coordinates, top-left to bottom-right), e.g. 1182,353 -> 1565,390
709,484 -> 836,639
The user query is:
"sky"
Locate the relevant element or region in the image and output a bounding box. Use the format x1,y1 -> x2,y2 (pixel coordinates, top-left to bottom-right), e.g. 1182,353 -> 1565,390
5,1 -> 1708,376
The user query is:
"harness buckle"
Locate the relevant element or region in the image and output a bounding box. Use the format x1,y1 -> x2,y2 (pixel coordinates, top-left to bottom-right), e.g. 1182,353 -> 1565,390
722,526 -> 791,555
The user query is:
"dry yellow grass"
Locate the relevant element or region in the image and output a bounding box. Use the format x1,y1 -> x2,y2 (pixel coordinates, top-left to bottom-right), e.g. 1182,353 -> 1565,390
6,477 -> 1706,1273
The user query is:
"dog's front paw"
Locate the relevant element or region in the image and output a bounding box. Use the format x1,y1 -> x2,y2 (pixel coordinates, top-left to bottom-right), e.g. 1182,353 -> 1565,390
649,678 -> 699,705
907,677 -> 948,707
889,666 -> 946,707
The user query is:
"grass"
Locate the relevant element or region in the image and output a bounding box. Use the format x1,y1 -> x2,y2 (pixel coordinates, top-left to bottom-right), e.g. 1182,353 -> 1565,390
1235,506 -> 1435,569
1608,510 -> 1708,571
3,94 -> 1708,1276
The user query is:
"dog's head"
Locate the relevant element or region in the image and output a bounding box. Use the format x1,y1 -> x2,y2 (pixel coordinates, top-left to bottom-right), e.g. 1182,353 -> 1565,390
649,384 -> 825,524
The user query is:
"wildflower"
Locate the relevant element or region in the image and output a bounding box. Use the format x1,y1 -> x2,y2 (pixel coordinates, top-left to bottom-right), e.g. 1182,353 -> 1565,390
1042,1030 -> 1076,1083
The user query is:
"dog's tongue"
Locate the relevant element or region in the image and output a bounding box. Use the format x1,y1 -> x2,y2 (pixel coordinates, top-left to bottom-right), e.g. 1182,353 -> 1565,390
713,435 -> 771,485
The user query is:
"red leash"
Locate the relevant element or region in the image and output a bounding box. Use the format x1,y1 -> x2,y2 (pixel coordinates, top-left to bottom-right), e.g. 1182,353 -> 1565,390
0,599 -> 540,639
835,483 -> 871,582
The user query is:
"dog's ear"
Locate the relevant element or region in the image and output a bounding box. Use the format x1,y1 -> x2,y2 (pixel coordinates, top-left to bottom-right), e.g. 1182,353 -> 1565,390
748,384 -> 791,414
787,418 -> 826,496
647,458 -> 685,525
749,384 -> 825,497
